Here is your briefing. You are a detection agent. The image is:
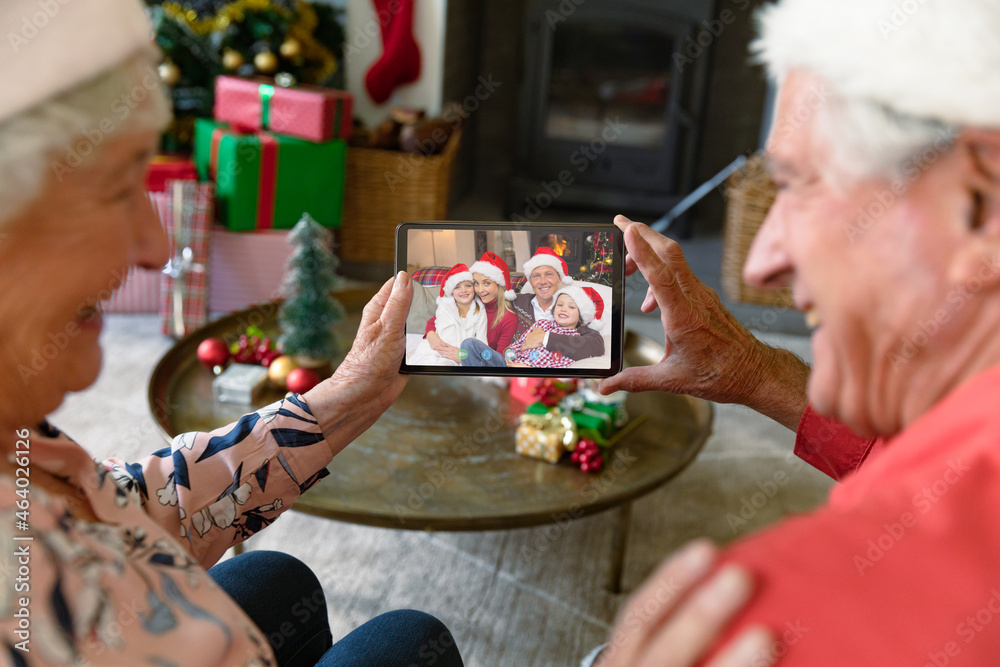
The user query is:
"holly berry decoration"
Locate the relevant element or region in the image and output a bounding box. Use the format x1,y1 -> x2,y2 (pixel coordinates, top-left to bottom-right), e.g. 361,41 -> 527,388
571,439 -> 604,474
229,328 -> 282,367
286,367 -> 320,394
531,379 -> 579,407
197,337 -> 231,370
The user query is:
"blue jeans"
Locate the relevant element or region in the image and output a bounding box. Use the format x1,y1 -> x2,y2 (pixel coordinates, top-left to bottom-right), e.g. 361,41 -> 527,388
459,338 -> 507,367
209,551 -> 463,667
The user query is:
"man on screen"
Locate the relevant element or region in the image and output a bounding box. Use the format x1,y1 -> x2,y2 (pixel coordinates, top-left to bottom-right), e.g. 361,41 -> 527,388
510,247 -> 605,361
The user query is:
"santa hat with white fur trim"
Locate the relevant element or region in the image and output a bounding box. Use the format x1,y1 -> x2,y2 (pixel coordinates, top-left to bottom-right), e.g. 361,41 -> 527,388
552,284 -> 604,327
437,263 -> 474,304
469,252 -> 517,300
522,247 -> 574,288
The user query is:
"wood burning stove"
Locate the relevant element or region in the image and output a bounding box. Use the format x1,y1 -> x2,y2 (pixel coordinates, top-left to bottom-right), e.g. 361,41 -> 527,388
509,0 -> 716,218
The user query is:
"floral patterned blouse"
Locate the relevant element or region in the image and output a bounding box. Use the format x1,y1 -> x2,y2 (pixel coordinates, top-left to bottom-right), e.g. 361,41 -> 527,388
0,394 -> 333,666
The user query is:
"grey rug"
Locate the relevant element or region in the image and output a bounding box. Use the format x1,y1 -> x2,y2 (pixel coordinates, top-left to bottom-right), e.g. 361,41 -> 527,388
50,313 -> 832,666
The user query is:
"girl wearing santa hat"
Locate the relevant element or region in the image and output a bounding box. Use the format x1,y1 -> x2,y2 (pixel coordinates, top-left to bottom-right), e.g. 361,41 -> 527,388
411,263 -> 487,365
508,284 -> 605,368
458,252 -> 519,367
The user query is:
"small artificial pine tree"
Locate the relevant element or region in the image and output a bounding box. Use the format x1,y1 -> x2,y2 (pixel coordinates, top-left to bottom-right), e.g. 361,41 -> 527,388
278,213 -> 344,362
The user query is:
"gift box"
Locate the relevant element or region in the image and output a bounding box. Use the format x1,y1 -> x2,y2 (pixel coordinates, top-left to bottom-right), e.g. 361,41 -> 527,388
145,155 -> 198,193
208,228 -> 295,314
515,410 -> 578,463
194,118 -> 346,232
570,402 -> 619,439
214,76 -> 353,143
212,363 -> 270,404
153,180 -> 215,337
509,377 -> 578,406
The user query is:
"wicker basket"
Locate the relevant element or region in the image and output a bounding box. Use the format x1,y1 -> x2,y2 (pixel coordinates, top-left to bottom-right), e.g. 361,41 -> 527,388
339,129 -> 461,270
720,153 -> 795,309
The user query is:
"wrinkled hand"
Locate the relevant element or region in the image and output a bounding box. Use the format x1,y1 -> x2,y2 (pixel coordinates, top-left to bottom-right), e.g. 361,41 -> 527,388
522,326 -> 546,350
305,273 -> 412,453
600,216 -> 809,429
598,540 -> 772,667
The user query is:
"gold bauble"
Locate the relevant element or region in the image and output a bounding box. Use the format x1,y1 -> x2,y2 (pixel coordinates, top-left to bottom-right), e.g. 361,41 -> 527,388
268,355 -> 298,389
158,61 -> 181,86
279,37 -> 302,58
222,48 -> 244,70
254,50 -> 278,74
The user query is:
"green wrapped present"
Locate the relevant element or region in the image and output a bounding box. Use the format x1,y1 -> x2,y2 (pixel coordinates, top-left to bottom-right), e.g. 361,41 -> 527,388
194,118 -> 346,231
525,401 -> 553,416
571,401 -> 619,439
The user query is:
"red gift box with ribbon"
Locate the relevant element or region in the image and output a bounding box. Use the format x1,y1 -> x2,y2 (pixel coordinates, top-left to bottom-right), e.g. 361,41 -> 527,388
145,155 -> 198,193
214,75 -> 353,143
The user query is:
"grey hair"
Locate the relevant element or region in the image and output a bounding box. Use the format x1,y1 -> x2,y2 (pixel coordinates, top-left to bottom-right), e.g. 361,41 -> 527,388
0,50 -> 172,224
750,0 -> 989,185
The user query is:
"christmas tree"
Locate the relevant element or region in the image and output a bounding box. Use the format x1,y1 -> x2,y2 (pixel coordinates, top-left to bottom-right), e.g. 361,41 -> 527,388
577,231 -> 614,285
146,0 -> 346,151
278,213 -> 344,362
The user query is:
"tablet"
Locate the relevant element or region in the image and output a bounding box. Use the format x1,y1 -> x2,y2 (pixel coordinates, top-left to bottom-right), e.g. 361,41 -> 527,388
395,221 -> 624,377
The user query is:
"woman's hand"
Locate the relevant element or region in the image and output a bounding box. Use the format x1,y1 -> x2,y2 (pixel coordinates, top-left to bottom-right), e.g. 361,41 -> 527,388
441,344 -> 462,364
599,216 -> 810,431
304,273 -> 412,455
598,540 -> 772,667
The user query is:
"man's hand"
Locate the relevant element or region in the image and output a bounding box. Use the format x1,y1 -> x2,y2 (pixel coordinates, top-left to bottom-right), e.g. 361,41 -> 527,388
600,216 -> 810,431
522,326 -> 546,350
599,540 -> 773,667
305,273 -> 412,455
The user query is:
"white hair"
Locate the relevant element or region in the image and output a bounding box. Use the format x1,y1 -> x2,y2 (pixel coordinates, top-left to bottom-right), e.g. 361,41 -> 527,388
0,51 -> 171,223
752,0 -> 1000,182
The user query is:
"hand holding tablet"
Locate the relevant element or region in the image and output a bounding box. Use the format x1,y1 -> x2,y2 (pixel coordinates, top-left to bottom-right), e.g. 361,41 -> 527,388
396,221 -> 624,377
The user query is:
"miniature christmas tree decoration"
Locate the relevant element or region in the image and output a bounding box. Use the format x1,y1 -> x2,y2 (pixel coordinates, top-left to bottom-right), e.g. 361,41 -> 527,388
278,213 -> 344,364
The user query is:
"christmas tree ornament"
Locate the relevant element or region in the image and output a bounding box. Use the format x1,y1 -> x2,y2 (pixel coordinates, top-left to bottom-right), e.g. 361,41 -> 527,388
286,367 -> 321,394
222,48 -> 245,70
274,72 -> 297,87
278,214 -> 344,361
159,60 -> 182,86
255,49 -> 279,74
197,337 -> 231,370
267,355 -> 298,389
280,37 -> 302,58
365,0 -> 421,104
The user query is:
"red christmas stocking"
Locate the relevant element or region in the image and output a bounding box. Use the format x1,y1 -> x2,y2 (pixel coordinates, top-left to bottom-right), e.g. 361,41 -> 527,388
365,0 -> 422,104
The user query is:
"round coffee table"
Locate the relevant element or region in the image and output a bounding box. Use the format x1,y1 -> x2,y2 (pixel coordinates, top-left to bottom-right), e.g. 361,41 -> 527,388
149,288 -> 713,591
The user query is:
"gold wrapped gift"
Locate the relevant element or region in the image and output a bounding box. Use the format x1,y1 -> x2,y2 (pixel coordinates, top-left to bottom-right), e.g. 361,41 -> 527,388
515,410 -> 579,463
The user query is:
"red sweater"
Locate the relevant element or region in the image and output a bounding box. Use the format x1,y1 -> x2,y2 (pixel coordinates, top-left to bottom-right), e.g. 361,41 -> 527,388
703,365 -> 1000,664
425,298 -> 517,354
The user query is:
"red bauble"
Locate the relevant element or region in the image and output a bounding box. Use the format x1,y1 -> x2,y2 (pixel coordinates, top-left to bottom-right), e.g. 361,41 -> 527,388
197,338 -> 230,369
286,368 -> 321,394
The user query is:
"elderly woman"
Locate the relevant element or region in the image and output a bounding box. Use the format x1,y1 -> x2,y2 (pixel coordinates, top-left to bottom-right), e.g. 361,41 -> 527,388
0,3 -> 463,666
588,0 -> 1000,665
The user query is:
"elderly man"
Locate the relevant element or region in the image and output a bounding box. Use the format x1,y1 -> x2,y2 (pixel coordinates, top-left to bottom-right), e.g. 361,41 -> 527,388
510,246 -> 605,359
590,0 -> 1000,664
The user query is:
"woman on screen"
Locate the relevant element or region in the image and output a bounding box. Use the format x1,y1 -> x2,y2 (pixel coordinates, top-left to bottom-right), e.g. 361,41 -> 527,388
412,263 -> 487,365
458,253 -> 518,367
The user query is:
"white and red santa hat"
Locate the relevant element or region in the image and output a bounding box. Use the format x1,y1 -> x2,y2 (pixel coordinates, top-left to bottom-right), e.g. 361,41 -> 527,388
0,0 -> 154,124
552,284 -> 604,327
520,247 -> 574,294
438,263 -> 474,304
469,252 -> 517,300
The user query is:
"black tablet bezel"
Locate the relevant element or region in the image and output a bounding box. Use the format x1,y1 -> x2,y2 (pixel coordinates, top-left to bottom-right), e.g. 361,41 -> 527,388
395,220 -> 624,378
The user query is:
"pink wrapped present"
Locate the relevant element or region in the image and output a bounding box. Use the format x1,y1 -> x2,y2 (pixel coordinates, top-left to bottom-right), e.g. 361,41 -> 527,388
154,181 -> 215,337
208,228 -> 294,314
214,75 -> 353,143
